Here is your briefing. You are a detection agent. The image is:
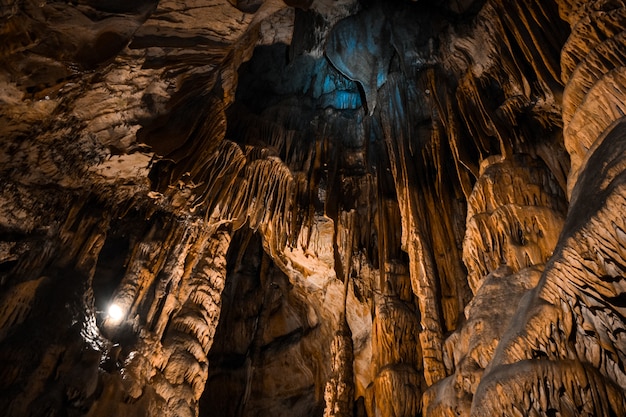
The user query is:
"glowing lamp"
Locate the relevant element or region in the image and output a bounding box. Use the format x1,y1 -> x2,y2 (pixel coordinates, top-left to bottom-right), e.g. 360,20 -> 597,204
107,303 -> 125,323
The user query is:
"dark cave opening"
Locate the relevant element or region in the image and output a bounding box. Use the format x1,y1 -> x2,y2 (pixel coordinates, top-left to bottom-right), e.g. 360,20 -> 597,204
202,231 -> 324,417
234,43 -> 364,114
92,233 -> 130,318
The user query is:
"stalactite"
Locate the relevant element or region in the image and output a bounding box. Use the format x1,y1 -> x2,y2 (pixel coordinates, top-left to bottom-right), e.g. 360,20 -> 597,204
439,0 -> 567,179
377,73 -> 448,386
325,5 -> 392,115
3,0 -> 626,416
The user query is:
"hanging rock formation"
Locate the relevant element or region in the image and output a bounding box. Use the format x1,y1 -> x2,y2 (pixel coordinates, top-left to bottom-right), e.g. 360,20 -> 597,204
0,0 -> 626,416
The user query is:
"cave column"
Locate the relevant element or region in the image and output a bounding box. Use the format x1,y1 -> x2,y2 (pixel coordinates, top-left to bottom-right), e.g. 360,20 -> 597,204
91,223 -> 232,417
323,319 -> 355,417
381,124 -> 447,386
375,70 -> 449,386
323,209 -> 357,417
406,225 -> 446,385
366,261 -> 423,417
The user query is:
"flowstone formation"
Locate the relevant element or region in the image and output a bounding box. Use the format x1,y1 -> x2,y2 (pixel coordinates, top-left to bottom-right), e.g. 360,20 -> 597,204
0,0 -> 626,416
423,154 -> 567,416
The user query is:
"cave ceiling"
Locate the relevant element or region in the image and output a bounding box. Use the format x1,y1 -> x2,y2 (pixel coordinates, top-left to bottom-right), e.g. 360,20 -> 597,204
1,0 -> 626,416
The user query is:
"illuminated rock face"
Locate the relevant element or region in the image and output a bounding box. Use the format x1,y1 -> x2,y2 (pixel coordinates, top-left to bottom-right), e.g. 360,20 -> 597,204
423,154 -> 567,416
0,0 -> 625,417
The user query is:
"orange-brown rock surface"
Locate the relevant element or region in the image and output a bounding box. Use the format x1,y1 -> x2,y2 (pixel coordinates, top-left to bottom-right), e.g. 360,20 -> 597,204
0,0 -> 625,416
423,154 -> 567,416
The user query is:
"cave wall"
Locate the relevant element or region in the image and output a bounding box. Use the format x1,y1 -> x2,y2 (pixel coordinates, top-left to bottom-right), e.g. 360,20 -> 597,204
0,0 -> 625,416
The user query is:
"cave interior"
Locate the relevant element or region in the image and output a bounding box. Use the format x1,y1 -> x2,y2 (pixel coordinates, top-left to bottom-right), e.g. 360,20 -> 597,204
1,0 -> 626,416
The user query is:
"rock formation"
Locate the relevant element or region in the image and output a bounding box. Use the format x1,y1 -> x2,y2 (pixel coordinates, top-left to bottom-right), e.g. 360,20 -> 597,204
0,0 -> 625,416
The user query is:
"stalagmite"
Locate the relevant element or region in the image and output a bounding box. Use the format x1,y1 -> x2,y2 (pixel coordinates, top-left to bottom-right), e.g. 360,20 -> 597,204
2,0 -> 626,416
323,321 -> 355,417
367,263 -> 423,417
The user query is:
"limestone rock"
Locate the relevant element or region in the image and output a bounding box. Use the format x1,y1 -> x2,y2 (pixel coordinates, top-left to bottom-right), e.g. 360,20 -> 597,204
1,0 -> 626,416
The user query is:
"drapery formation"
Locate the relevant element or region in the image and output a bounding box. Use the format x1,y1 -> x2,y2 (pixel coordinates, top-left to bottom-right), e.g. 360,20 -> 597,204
1,0 -> 626,416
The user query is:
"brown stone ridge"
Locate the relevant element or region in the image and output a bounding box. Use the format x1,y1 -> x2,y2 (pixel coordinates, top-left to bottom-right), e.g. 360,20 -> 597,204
1,0 -> 626,416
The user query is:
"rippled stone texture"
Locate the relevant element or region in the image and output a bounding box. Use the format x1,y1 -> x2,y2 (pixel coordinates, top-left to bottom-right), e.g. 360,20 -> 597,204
423,155 -> 566,416
1,0 -> 626,416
